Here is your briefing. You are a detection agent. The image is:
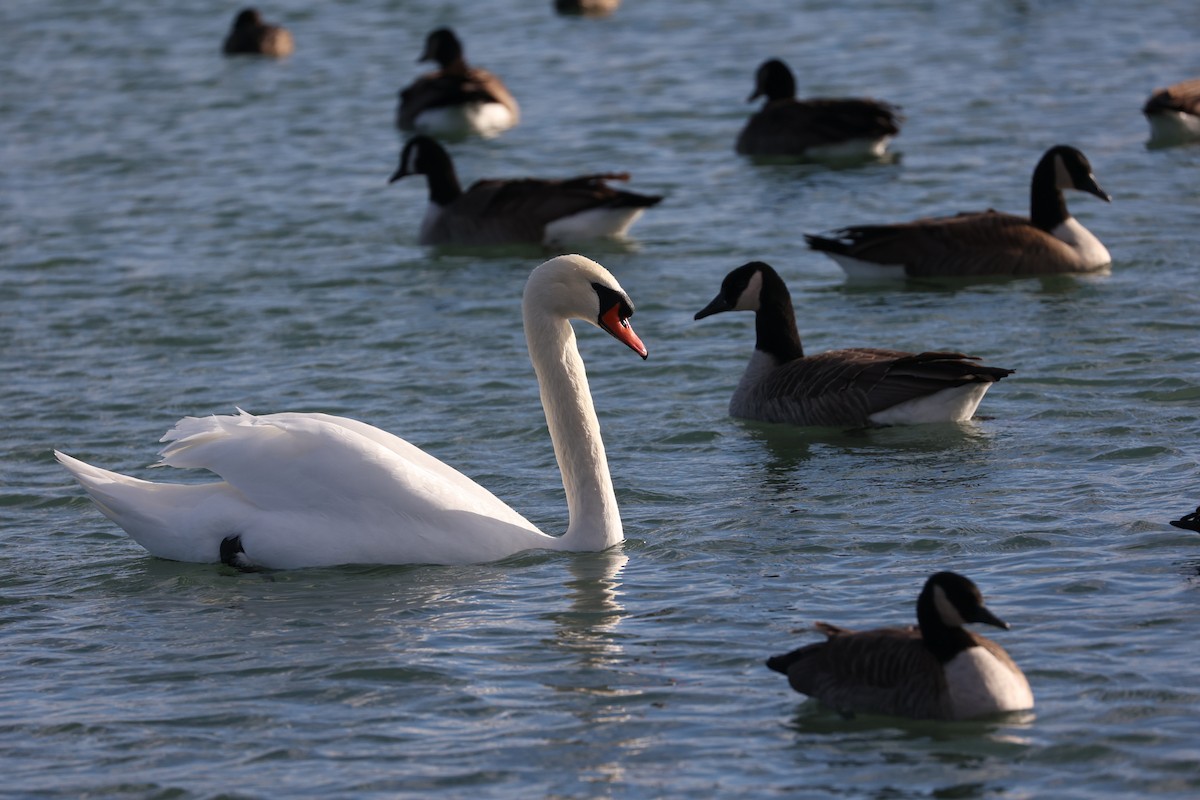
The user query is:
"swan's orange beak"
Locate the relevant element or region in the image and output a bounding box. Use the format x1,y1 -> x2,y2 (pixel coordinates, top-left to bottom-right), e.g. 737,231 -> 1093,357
600,305 -> 648,360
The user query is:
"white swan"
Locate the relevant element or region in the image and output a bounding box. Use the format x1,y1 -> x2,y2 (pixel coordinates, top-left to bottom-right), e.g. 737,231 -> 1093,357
55,255 -> 648,569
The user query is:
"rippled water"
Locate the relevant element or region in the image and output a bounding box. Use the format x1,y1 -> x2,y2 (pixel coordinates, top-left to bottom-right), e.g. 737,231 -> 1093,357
4,0 -> 1200,797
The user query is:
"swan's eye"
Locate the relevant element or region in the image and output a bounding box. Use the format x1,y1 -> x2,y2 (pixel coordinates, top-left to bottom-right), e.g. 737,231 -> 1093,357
591,283 -> 635,322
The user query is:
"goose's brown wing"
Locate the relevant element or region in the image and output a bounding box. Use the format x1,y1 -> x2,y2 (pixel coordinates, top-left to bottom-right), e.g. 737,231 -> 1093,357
768,626 -> 953,719
750,348 -> 1011,427
1144,78 -> 1200,116
431,175 -> 660,245
738,98 -> 901,155
398,68 -> 518,128
807,211 -> 1092,276
223,24 -> 294,57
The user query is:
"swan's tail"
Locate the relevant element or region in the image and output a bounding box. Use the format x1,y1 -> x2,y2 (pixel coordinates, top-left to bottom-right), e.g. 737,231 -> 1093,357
55,450 -> 229,563
157,409 -> 258,468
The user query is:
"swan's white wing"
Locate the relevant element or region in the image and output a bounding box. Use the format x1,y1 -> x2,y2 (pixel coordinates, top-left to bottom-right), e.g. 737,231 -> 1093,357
148,411 -> 546,567
282,412 -> 506,503
159,412 -> 523,519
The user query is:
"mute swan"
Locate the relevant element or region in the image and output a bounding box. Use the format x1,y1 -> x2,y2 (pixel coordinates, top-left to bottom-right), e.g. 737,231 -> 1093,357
56,255 -> 648,569
736,58 -> 902,160
766,571 -> 1034,720
805,145 -> 1111,278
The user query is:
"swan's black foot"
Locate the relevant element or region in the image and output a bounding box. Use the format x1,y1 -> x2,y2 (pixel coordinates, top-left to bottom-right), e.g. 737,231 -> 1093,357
220,535 -> 262,572
1170,507 -> 1200,533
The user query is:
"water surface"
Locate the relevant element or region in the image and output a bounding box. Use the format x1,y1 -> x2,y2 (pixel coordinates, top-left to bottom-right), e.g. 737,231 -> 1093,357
3,1 -> 1200,797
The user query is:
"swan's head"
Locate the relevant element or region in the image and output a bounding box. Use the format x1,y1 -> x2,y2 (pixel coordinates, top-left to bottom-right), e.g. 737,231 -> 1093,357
525,255 -> 648,359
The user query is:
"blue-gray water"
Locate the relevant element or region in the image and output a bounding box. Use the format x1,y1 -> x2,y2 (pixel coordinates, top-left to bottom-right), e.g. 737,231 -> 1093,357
4,1 -> 1200,797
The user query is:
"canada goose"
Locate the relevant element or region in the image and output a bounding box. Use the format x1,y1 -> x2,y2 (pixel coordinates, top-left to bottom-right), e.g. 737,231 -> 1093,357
805,145 -> 1111,278
1143,78 -> 1200,147
55,255 -> 647,569
554,0 -> 621,16
221,8 -> 294,57
1170,506 -> 1200,532
388,135 -> 662,246
396,28 -> 519,139
736,59 -> 902,160
693,262 -> 1012,427
766,572 -> 1034,721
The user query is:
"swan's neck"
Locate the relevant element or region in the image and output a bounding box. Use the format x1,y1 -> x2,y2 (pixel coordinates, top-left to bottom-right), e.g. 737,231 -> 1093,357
525,312 -> 622,552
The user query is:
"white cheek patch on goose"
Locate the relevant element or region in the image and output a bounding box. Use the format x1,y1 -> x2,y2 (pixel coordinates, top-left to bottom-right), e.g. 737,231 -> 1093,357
403,145 -> 422,175
933,584 -> 966,627
1053,153 -> 1072,190
734,270 -> 763,311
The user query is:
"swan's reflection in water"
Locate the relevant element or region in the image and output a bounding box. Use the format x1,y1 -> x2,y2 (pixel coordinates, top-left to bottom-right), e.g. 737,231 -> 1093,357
539,550 -> 648,785
545,550 -> 628,670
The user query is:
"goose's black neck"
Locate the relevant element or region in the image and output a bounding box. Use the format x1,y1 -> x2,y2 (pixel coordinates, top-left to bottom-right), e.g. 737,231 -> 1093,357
916,585 -> 977,663
422,144 -> 464,206
755,266 -> 805,363
1029,152 -> 1070,232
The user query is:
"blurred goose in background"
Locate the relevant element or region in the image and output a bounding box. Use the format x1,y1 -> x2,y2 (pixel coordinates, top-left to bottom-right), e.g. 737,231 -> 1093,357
222,8 -> 294,57
736,58 -> 902,160
554,0 -> 621,16
1143,78 -> 1200,147
56,255 -> 647,569
693,262 -> 1012,427
388,135 -> 662,246
396,28 -> 520,138
805,144 -> 1111,278
1169,505 -> 1200,532
766,571 -> 1034,721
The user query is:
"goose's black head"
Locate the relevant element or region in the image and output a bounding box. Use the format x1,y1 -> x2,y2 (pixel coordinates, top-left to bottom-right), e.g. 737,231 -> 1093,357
1038,144 -> 1111,203
694,261 -> 775,319
749,59 -> 797,103
232,8 -> 264,30
420,27 -> 465,68
389,135 -> 451,183
918,571 -> 1010,633
694,262 -> 803,363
